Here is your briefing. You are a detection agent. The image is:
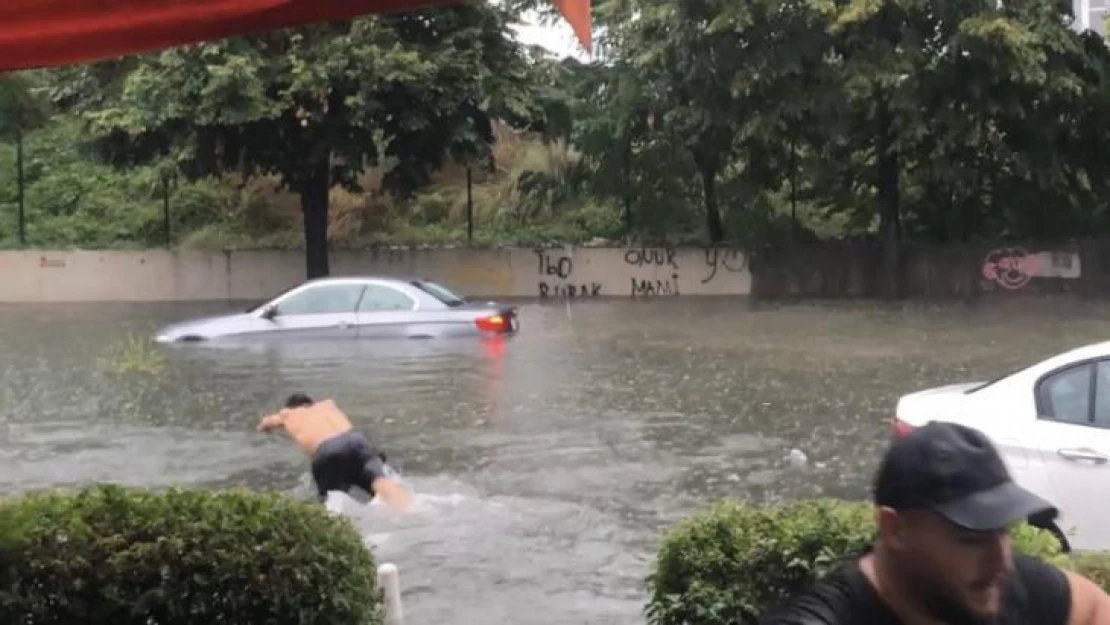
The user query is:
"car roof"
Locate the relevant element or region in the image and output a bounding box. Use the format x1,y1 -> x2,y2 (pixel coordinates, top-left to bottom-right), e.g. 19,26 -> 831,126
299,275 -> 426,286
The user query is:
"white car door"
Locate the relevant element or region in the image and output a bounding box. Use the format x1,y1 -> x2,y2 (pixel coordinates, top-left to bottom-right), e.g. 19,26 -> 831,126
354,284 -> 419,339
1026,358 -> 1110,551
951,387 -> 1057,510
264,282 -> 364,340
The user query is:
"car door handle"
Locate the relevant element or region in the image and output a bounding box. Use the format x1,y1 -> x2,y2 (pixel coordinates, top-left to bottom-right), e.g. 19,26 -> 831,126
338,321 -> 352,329
1057,448 -> 1109,465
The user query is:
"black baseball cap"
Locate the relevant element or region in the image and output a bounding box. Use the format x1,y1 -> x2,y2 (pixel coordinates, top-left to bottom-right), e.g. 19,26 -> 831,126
873,421 -> 1057,531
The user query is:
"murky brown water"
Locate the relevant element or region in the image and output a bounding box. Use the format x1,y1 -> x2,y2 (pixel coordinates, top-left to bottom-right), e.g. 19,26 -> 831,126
2,296 -> 1108,624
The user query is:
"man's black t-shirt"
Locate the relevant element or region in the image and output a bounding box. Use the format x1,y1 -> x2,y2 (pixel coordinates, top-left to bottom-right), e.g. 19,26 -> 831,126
758,553 -> 1072,625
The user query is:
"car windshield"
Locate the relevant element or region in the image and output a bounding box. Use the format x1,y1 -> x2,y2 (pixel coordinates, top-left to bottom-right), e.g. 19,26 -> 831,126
412,280 -> 466,307
246,282 -> 303,313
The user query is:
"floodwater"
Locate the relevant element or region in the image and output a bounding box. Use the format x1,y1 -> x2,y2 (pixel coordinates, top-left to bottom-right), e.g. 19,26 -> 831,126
2,296 -> 1109,624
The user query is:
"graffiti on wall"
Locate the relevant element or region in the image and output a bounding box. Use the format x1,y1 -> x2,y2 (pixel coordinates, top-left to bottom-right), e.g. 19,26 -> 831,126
623,247 -> 679,270
531,246 -> 748,299
981,247 -> 1081,290
533,246 -> 750,299
623,246 -> 681,297
536,249 -> 603,299
701,247 -> 748,284
622,246 -> 748,296
630,276 -> 680,296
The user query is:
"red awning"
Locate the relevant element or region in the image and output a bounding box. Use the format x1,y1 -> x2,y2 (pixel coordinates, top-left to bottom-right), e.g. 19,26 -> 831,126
0,0 -> 591,72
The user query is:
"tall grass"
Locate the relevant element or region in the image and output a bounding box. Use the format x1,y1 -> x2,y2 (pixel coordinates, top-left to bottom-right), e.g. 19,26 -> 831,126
102,332 -> 165,376
178,125 -> 616,250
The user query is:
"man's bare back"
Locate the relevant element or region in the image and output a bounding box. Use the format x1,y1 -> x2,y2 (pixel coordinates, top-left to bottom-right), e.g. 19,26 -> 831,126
257,399 -> 353,455
257,394 -> 414,513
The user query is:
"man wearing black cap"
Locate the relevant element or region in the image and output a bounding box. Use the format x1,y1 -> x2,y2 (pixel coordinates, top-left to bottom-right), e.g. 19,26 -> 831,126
758,421 -> 1110,625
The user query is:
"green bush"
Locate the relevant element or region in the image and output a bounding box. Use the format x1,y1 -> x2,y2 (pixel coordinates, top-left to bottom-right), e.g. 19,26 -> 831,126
645,498 -> 1110,625
1072,552 -> 1110,590
0,484 -> 384,625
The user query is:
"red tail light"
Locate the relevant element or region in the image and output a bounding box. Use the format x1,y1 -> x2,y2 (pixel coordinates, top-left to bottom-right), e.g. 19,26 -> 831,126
475,314 -> 507,332
891,417 -> 916,439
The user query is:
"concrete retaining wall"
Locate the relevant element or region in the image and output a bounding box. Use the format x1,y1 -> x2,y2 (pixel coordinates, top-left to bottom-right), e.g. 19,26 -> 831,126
0,246 -> 752,302
751,239 -> 1094,299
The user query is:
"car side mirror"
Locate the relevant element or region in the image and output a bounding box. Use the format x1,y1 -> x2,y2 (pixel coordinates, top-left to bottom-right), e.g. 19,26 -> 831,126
261,305 -> 279,321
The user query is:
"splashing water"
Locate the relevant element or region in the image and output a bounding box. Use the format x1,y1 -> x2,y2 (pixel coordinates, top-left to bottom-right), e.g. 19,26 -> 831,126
308,472 -> 496,545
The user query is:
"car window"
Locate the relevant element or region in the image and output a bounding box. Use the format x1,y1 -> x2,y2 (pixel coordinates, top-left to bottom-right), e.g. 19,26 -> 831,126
358,285 -> 415,312
1039,363 -> 1093,425
275,284 -> 365,315
1095,361 -> 1110,427
412,280 -> 465,307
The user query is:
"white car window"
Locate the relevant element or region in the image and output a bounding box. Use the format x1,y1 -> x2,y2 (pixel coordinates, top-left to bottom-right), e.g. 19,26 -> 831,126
1095,361 -> 1110,427
276,284 -> 365,315
1040,363 -> 1092,425
357,285 -> 416,312
413,280 -> 466,307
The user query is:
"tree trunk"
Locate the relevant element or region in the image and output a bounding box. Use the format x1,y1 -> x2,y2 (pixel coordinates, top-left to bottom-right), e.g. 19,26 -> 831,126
300,156 -> 331,279
876,104 -> 900,300
697,159 -> 724,243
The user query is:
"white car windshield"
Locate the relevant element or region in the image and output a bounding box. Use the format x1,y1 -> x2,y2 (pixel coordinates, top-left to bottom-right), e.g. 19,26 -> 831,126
412,280 -> 466,307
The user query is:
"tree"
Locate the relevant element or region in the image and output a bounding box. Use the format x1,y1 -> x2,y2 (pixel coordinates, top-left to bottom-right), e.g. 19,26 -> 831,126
11,0 -> 1110,264
611,0 -> 746,243
72,5 -> 535,278
571,61 -> 651,234
814,0 -> 1110,295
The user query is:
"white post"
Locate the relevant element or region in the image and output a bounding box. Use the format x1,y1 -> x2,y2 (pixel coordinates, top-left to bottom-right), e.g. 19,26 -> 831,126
377,562 -> 404,625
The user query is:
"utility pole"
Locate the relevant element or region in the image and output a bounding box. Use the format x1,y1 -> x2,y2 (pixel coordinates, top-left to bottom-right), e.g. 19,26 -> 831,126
15,107 -> 25,246
161,170 -> 173,246
466,165 -> 473,245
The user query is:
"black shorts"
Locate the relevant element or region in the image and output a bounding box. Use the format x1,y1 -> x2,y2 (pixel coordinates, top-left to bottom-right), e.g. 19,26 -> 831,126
310,430 -> 388,500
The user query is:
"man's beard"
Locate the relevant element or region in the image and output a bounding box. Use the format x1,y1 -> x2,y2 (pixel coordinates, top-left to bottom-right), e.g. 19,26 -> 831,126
909,567 -> 1000,625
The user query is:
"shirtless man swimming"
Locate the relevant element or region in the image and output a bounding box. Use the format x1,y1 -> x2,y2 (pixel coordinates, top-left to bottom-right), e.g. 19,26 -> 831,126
257,393 -> 413,512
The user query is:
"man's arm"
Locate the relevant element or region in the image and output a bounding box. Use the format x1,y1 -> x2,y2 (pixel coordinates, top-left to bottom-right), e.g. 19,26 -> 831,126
370,475 -> 414,513
1067,570 -> 1110,625
257,410 -> 287,433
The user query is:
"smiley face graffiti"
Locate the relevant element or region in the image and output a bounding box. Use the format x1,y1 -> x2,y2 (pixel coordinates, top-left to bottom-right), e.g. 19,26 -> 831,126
981,248 -> 1041,290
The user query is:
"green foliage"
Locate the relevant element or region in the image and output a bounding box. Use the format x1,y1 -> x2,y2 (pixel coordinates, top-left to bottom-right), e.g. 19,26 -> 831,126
53,6 -> 544,276
0,73 -> 50,139
645,498 -> 1109,625
574,0 -> 1110,250
0,114 -> 237,248
84,7 -> 531,195
1072,552 -> 1110,590
101,331 -> 166,376
0,484 -> 383,625
6,0 -> 1110,253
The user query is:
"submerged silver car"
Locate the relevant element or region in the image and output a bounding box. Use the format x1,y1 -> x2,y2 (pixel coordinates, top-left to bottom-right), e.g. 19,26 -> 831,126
154,277 -> 520,343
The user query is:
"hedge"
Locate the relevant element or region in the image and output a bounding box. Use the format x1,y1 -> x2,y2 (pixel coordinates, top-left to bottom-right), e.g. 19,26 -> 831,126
646,498 -> 1110,625
0,484 -> 384,625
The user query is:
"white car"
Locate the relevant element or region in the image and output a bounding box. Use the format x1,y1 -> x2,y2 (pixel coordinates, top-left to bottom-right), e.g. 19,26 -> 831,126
894,340 -> 1110,553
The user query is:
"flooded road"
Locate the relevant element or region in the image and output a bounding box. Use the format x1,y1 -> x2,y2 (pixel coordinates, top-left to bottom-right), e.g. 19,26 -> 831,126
2,296 -> 1108,624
